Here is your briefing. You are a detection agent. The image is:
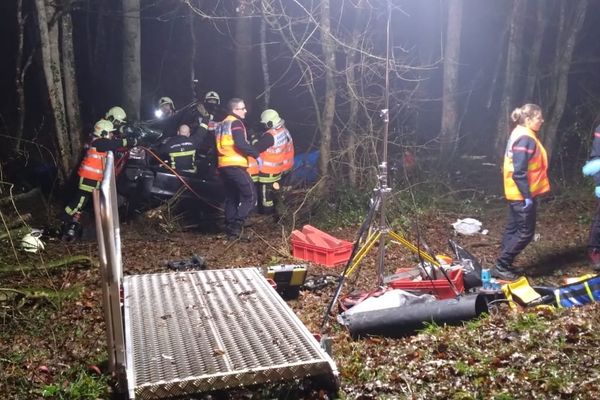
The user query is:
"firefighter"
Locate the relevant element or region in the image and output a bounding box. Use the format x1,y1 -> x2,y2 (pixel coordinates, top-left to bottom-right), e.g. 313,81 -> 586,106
493,104 -> 550,280
158,124 -> 202,173
582,123 -> 600,270
60,119 -> 139,241
105,106 -> 127,132
215,98 -> 261,239
247,109 -> 294,215
156,97 -> 175,119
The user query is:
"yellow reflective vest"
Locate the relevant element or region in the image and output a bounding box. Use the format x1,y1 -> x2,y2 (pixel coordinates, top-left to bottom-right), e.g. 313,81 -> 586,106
503,125 -> 550,200
215,115 -> 248,168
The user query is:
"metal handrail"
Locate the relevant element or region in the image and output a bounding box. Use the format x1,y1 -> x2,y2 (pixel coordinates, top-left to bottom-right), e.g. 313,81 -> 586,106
92,152 -> 126,382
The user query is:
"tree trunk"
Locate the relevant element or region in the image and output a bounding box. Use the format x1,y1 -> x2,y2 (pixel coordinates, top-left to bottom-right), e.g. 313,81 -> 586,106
61,9 -> 82,167
318,0 -> 336,189
14,0 -> 27,153
234,1 -> 253,101
494,0 -> 527,159
122,0 -> 141,121
542,0 -> 588,160
259,5 -> 270,109
35,0 -> 70,183
523,0 -> 546,101
439,0 -> 463,160
188,5 -> 197,100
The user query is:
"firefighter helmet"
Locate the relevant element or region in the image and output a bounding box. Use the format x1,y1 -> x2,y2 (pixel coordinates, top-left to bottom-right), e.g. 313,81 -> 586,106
105,106 -> 126,124
260,109 -> 283,129
158,96 -> 175,109
204,91 -> 220,105
21,232 -> 45,253
93,119 -> 115,138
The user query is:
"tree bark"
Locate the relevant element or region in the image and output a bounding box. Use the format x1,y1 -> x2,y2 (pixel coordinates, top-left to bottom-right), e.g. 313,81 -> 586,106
523,0 -> 546,101
494,0 -> 527,158
318,0 -> 336,189
542,0 -> 588,160
439,0 -> 463,160
122,0 -> 141,121
61,9 -> 82,167
234,1 -> 253,101
35,0 -> 70,183
14,0 -> 27,153
259,4 -> 270,109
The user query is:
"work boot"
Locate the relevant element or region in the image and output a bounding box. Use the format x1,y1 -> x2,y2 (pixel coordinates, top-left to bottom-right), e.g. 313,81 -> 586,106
61,220 -> 82,243
491,263 -> 519,281
225,222 -> 242,239
588,248 -> 600,271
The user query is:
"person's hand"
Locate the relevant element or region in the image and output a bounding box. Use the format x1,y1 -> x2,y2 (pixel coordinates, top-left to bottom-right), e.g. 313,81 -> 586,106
583,159 -> 600,176
196,103 -> 208,118
523,198 -> 533,211
595,186 -> 600,199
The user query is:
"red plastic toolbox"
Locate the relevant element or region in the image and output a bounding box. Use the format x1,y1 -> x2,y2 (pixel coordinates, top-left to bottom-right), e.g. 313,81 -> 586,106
388,268 -> 464,299
290,225 -> 353,267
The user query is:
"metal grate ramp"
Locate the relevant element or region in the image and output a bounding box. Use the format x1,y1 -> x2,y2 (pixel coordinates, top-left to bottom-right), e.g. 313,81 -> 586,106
123,267 -> 337,399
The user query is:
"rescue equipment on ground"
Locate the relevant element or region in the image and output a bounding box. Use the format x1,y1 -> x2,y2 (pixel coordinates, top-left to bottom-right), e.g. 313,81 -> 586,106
266,264 -> 307,299
554,274 -> 600,308
160,255 -> 207,271
290,225 -> 353,267
21,230 -> 45,253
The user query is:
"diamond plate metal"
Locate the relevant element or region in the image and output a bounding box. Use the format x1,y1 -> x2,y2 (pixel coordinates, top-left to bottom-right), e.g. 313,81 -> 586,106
123,267 -> 337,399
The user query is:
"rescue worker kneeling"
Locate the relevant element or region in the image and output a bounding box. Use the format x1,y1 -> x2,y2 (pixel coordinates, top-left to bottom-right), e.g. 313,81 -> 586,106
248,109 -> 294,215
158,124 -> 202,173
61,119 -> 139,241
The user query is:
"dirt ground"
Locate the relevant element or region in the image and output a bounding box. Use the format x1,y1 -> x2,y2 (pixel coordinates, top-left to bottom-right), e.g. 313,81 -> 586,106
2,175 -> 600,399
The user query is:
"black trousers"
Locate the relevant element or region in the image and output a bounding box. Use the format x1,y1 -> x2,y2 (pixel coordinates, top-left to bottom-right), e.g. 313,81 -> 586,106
588,199 -> 600,250
219,166 -> 256,226
497,199 -> 537,267
61,177 -> 99,222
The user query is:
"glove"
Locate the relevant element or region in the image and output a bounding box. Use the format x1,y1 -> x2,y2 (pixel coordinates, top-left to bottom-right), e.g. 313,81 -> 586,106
583,159 -> 600,176
595,186 -> 600,199
523,198 -> 533,211
256,157 -> 264,169
195,103 -> 209,118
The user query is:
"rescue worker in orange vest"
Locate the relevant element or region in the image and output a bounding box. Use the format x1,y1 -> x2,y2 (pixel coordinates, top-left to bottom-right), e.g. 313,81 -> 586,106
215,98 -> 261,239
493,104 -> 550,280
582,123 -> 600,270
60,119 -> 139,241
247,109 -> 294,215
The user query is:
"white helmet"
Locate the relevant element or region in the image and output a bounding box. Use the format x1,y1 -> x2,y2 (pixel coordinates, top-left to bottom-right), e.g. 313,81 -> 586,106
93,119 -> 115,138
105,106 -> 127,124
260,109 -> 283,129
204,91 -> 220,105
21,231 -> 45,253
158,96 -> 175,109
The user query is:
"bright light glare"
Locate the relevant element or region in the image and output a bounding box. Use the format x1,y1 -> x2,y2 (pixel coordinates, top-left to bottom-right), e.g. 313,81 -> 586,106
154,109 -> 163,118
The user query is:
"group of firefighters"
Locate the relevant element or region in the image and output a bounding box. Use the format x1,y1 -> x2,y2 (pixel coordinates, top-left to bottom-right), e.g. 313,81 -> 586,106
60,91 -> 294,241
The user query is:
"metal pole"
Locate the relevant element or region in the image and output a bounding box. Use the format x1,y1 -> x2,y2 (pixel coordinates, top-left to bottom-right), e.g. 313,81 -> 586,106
375,3 -> 392,286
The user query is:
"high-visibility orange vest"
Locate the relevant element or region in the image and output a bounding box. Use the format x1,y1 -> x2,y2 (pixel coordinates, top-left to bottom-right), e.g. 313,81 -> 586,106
215,115 -> 248,168
503,125 -> 550,200
78,140 -> 106,181
248,126 -> 294,176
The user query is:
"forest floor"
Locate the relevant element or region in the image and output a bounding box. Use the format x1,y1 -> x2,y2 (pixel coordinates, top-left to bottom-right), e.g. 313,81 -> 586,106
2,162 -> 600,399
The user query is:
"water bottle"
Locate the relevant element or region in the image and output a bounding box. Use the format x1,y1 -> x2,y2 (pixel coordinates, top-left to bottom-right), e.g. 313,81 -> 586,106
481,268 -> 491,290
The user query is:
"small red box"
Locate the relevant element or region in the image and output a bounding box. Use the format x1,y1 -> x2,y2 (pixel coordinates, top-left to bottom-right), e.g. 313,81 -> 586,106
388,268 -> 464,299
290,225 -> 353,267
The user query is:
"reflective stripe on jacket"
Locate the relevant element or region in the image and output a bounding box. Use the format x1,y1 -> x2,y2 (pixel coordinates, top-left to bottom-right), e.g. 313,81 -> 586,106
503,125 -> 550,200
248,126 -> 294,176
215,115 -> 248,168
78,141 -> 106,181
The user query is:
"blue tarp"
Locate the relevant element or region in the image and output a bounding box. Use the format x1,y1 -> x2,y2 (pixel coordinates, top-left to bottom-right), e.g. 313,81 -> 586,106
285,150 -> 319,186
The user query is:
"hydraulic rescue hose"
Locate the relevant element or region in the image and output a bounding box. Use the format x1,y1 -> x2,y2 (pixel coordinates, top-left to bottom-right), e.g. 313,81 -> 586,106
140,146 -> 223,212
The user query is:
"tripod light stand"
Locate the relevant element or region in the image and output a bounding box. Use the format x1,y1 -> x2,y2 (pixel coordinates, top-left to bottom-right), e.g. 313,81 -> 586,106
320,4 -> 458,330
